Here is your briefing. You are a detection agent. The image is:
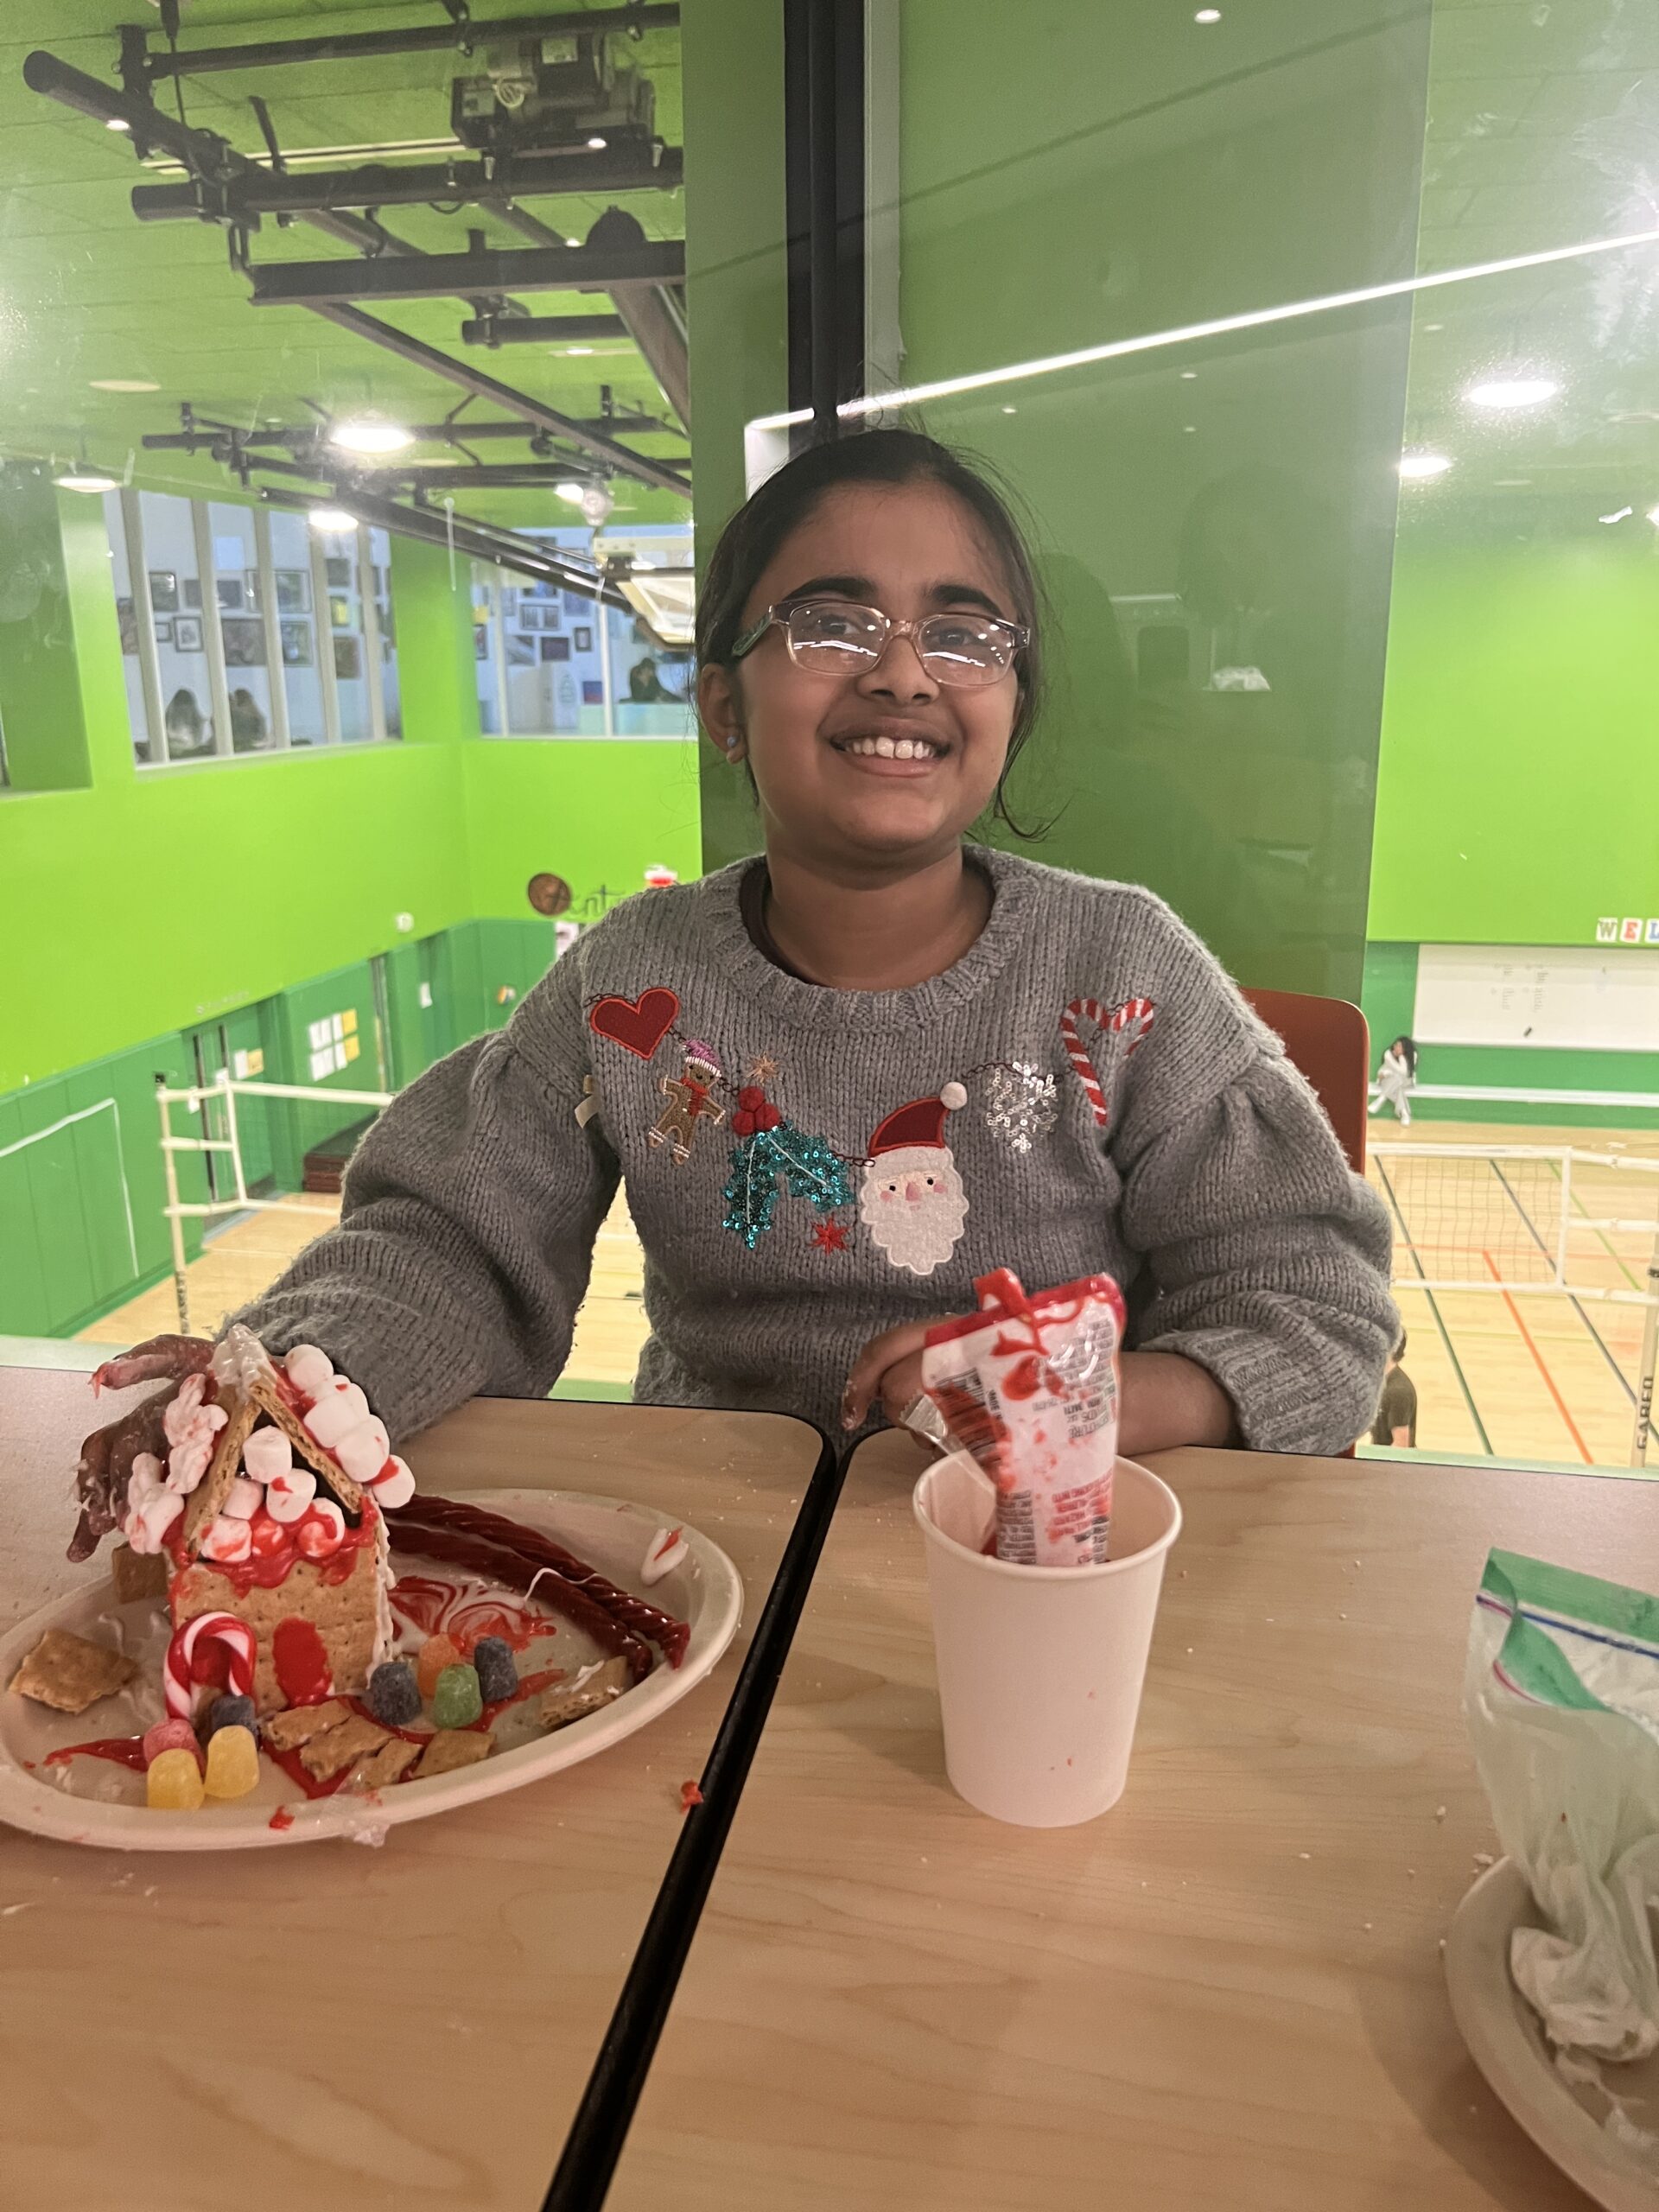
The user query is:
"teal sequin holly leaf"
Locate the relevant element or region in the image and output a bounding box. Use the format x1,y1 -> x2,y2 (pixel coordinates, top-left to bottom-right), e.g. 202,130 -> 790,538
721,1117 -> 854,1249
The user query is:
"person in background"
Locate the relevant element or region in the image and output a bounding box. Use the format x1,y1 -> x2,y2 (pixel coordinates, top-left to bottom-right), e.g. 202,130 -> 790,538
1370,1330 -> 1417,1447
229,687 -> 269,752
162,687 -> 209,756
1369,1033 -> 1417,1126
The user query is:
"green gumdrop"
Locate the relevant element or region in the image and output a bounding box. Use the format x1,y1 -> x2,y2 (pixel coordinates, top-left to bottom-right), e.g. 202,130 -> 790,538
431,1662 -> 483,1730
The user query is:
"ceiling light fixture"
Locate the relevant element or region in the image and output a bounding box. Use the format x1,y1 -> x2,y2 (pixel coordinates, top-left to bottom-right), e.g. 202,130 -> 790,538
1600,505 -> 1634,524
587,135 -> 608,149
1397,451 -> 1452,480
54,470 -> 120,493
329,419 -> 415,455
1195,8 -> 1222,19
1180,369 -> 1198,379
89,378 -> 159,392
105,116 -> 131,132
1465,375 -> 1560,410
556,481 -> 586,503
1001,405 -> 1016,414
308,505 -> 359,534
565,346 -> 594,356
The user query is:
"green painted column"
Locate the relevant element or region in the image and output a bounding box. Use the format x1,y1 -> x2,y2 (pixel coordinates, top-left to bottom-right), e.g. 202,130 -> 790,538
0,465 -> 94,791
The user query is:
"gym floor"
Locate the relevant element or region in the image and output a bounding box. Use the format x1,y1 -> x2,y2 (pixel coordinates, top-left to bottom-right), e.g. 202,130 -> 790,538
82,1119 -> 1659,1471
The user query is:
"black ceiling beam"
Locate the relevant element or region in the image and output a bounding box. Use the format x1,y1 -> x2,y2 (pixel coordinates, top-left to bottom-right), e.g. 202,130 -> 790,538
250,240 -> 685,308
137,7 -> 680,80
131,145 -> 682,224
257,486 -> 626,606
305,302 -> 690,497
461,312 -> 628,346
143,410 -> 671,452
394,465 -> 607,490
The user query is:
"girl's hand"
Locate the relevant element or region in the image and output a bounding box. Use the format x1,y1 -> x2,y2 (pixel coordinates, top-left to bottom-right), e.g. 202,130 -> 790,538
842,1318 -> 960,1433
71,1334 -> 215,1561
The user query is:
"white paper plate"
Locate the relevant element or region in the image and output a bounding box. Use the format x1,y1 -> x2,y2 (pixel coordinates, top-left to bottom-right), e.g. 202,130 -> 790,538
0,1490 -> 741,1852
1446,1858 -> 1659,2210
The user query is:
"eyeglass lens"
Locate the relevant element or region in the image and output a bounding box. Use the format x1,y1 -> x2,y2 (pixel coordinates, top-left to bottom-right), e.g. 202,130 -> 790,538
784,601 -> 1014,687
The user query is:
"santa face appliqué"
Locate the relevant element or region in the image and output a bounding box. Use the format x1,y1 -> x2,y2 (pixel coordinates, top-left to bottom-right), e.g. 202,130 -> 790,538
858,1085 -> 969,1276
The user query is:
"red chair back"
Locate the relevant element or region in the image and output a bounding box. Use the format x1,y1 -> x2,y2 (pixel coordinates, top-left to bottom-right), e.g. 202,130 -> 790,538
1241,988 -> 1370,1174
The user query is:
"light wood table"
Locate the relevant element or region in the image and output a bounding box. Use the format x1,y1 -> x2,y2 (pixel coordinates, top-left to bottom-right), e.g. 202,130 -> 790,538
0,1368 -> 824,2212
613,1433 -> 1659,2211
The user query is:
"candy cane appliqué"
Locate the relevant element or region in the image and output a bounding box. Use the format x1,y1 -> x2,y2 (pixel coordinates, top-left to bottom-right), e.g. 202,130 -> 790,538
1059,996 -> 1157,1128
164,1611 -> 257,1719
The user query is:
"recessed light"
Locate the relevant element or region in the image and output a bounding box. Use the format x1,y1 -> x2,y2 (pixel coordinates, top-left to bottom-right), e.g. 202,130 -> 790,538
587,135 -> 608,149
1001,404 -> 1016,414
1421,321 -> 1444,333
54,471 -> 120,493
1398,451 -> 1452,480
1182,424 -> 1198,434
89,378 -> 159,392
308,506 -> 359,534
556,481 -> 586,502
1195,8 -> 1221,20
1465,375 -> 1560,410
105,116 -> 131,132
566,346 -> 594,356
1180,369 -> 1198,379
1600,505 -> 1634,524
329,419 -> 414,454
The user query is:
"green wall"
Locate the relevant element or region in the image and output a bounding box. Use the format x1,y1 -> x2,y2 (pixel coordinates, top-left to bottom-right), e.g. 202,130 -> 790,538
1370,539 -> 1659,944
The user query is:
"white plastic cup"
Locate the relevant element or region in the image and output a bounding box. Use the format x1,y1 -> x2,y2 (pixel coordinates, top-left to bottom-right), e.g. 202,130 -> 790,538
912,1452 -> 1182,1827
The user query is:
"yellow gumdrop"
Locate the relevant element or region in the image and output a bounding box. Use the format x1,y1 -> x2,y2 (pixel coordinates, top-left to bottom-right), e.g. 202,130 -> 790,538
146,1746 -> 205,1811
203,1723 -> 260,1801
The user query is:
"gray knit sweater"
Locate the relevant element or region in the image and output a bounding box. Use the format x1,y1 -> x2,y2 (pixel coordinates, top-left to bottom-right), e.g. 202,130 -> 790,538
238,851 -> 1398,1453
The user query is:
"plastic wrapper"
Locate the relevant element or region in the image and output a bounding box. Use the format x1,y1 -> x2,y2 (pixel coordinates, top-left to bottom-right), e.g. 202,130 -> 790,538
920,1268 -> 1124,1567
1466,1548 -> 1659,2069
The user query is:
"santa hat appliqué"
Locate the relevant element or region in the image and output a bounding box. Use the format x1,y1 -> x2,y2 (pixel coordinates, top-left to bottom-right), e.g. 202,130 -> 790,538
867,1083 -> 968,1158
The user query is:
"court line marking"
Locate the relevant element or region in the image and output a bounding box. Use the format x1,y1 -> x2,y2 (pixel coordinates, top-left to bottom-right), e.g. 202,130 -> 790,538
1491,1161 -> 1636,1406
1372,1154 -> 1493,1454
1480,1249 -> 1592,1465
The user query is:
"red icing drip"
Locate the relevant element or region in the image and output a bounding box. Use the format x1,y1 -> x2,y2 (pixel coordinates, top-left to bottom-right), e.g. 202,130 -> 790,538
166,1498 -> 378,1598
679,1779 -> 703,1812
481,1665 -> 563,1727
268,1806 -> 296,1832
273,1618 -> 333,1707
44,1735 -> 148,1772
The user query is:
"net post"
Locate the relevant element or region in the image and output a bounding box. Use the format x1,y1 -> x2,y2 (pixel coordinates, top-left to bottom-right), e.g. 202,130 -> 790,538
1634,1226 -> 1659,1470
156,1074 -> 191,1337
1554,1151 -> 1573,1288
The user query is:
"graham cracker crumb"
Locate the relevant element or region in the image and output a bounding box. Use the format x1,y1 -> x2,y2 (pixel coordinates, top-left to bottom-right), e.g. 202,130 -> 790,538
415,1730 -> 493,1778
261,1698 -> 349,1751
8,1628 -> 137,1715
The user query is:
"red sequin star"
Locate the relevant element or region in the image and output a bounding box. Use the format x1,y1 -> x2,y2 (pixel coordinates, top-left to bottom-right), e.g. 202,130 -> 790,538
812,1217 -> 850,1252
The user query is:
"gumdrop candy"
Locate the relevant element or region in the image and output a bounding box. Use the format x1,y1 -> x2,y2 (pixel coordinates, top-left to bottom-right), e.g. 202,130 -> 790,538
472,1637 -> 518,1707
366,1659 -> 422,1727
202,1694 -> 256,1742
416,1634 -> 462,1700
143,1717 -> 202,1770
431,1663 -> 483,1730
147,1746 -> 205,1810
203,1724 -> 259,1800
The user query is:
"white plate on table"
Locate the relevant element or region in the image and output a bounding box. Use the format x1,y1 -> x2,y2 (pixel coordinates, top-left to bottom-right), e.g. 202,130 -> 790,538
1446,1858 -> 1659,2210
0,1489 -> 741,1853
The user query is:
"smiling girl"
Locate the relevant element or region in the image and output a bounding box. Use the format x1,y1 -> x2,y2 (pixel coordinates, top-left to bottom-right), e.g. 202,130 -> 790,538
86,429 -> 1396,1507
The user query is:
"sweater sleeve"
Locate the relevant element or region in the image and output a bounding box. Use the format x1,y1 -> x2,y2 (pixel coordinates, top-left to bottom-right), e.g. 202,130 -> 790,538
231,954 -> 617,1443
1105,896 -> 1399,1455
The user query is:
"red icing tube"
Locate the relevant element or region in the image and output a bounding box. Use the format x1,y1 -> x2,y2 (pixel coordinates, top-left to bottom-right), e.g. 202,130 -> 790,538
391,1517 -> 654,1681
392,1493 -> 689,1667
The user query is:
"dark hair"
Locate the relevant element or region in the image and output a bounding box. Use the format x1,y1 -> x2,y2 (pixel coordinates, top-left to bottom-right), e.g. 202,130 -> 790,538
696,427 -> 1047,836
1394,1327 -> 1408,1360
1391,1034 -> 1418,1077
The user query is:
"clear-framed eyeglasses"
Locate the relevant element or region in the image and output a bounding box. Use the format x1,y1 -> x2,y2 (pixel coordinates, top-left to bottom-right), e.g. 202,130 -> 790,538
730,598 -> 1028,690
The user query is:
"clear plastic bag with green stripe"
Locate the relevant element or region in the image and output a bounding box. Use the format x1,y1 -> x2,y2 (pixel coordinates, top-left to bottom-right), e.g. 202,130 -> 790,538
1466,1548 -> 1659,2061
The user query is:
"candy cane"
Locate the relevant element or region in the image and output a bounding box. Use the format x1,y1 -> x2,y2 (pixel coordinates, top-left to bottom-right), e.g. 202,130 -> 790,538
1060,997 -> 1158,1128
164,1611 -> 257,1719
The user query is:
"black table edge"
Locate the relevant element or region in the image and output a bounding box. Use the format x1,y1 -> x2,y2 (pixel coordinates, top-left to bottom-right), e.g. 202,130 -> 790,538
542,1417 -> 845,2211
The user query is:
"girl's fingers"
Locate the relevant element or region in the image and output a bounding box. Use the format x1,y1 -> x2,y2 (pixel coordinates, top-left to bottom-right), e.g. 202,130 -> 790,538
877,1350 -> 929,1431
842,1319 -> 935,1430
90,1334 -> 213,1395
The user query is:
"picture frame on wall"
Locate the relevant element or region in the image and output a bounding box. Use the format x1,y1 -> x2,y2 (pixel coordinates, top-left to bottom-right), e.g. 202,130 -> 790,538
506,632 -> 536,667
182,577 -> 202,611
116,597 -> 138,655
148,570 -> 179,614
173,614 -> 203,652
474,623 -> 490,661
542,634 -> 572,662
582,679 -> 603,704
333,634 -> 362,681
216,575 -> 246,614
279,620 -> 313,665
574,626 -> 593,652
325,556 -> 352,589
520,605 -> 543,632
563,590 -> 588,617
153,616 -> 174,645
275,568 -> 309,613
329,594 -> 351,630
221,616 -> 264,666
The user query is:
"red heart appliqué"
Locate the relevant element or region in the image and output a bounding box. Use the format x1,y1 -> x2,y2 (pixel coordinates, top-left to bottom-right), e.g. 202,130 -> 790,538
588,988 -> 681,1060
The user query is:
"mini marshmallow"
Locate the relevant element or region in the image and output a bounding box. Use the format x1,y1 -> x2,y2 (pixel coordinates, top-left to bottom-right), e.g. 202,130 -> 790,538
371,1457 -> 416,1510
294,1500 -> 346,1559
264,1465 -> 317,1524
284,1343 -> 335,1399
200,1515 -> 252,1565
166,1437 -> 214,1495
302,1379 -> 370,1447
128,1451 -> 165,1499
222,1476 -> 264,1521
124,1486 -> 182,1556
333,1416 -> 391,1486
242,1424 -> 293,1484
